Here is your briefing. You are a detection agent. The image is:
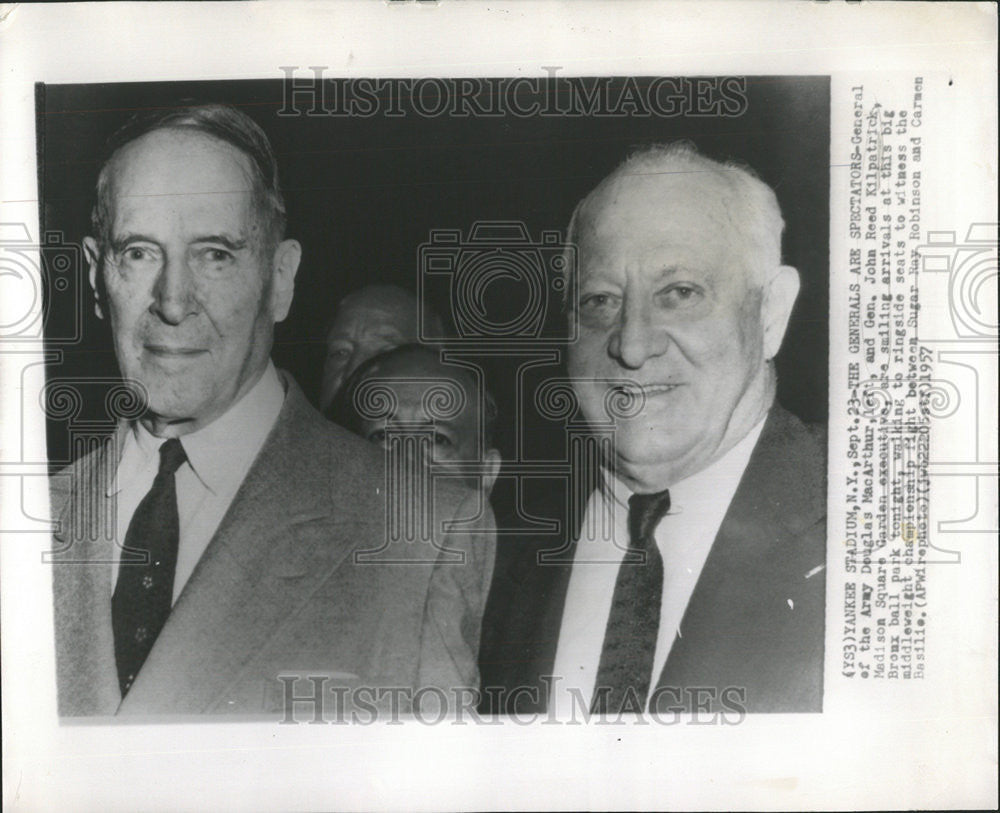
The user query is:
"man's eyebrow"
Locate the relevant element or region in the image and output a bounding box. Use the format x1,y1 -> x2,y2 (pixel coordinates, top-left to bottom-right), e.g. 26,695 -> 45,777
108,234 -> 250,252
108,233 -> 159,253
191,234 -> 249,250
652,265 -> 686,280
578,271 -> 623,289
651,264 -> 714,285
365,326 -> 407,339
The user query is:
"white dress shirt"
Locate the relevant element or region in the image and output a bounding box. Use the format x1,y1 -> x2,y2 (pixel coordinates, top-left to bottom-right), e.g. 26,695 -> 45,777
108,363 -> 286,604
550,416 -> 766,714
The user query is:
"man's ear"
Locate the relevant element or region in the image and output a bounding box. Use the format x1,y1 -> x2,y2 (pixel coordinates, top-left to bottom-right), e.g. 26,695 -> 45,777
761,264 -> 800,361
83,236 -> 104,320
269,238 -> 301,323
482,448 -> 502,496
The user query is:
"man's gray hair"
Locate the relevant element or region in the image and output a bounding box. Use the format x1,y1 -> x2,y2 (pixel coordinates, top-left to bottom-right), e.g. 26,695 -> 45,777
91,103 -> 287,253
563,141 -> 786,300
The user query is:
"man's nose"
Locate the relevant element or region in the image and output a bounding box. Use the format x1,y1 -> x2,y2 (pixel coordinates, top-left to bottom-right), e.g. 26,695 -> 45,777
151,254 -> 197,325
608,297 -> 667,370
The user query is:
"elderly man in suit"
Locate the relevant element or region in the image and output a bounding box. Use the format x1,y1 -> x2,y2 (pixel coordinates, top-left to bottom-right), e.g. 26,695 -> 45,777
51,104 -> 494,717
479,142 -> 826,716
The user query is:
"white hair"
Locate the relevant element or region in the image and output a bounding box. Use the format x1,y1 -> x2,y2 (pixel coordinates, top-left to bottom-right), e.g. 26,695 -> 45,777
562,141 -> 786,301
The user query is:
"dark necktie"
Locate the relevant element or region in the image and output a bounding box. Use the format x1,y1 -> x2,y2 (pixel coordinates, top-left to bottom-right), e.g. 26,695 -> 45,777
112,437 -> 187,697
591,489 -> 672,715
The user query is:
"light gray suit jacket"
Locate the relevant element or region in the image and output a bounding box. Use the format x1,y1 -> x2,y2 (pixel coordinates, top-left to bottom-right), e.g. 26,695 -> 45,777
50,372 -> 495,717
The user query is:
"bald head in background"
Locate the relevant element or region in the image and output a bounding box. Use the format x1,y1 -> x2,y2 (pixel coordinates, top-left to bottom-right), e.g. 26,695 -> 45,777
320,284 -> 444,411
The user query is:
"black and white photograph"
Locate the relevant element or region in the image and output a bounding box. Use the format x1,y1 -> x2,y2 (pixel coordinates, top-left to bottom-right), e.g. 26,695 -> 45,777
1,2 -> 996,811
37,74 -> 829,718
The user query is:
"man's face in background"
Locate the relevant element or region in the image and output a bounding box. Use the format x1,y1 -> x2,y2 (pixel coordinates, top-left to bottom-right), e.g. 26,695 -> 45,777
320,286 -> 422,411
84,128 -> 299,436
351,348 -> 501,495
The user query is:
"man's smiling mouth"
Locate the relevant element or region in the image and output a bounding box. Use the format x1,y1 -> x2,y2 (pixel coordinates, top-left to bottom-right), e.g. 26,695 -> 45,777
144,344 -> 208,357
612,382 -> 684,397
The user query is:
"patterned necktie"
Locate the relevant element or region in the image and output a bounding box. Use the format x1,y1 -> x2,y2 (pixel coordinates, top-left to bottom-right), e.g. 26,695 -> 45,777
112,437 -> 187,697
591,488 -> 672,714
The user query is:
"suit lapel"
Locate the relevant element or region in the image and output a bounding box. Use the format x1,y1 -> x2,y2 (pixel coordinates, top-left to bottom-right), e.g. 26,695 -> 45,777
483,461 -> 596,712
51,429 -> 127,716
483,406 -> 824,714
118,379 -> 357,714
513,538 -> 576,710
655,406 -> 826,710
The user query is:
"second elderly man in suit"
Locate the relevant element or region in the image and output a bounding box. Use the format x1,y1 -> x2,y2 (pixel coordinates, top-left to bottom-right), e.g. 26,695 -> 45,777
480,143 -> 826,716
51,104 -> 494,717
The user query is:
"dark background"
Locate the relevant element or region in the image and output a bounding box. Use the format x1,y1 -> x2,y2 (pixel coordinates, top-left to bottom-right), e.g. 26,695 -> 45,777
37,76 -> 829,473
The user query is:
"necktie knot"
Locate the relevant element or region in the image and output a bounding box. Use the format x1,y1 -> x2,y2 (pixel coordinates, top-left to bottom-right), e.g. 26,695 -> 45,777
627,489 -> 672,547
157,438 -> 187,477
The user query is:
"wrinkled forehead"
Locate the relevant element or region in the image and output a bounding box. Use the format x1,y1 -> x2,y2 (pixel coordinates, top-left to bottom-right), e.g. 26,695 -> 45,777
575,169 -> 762,286
581,167 -> 739,243
103,130 -> 261,241
108,129 -> 255,200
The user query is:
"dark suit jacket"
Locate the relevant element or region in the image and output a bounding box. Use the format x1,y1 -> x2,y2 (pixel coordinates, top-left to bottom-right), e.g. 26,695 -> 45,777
479,405 -> 826,714
51,372 -> 495,717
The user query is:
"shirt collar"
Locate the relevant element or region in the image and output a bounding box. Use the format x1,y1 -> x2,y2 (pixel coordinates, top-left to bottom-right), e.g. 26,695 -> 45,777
603,411 -> 769,512
108,362 -> 286,497
110,420 -> 160,497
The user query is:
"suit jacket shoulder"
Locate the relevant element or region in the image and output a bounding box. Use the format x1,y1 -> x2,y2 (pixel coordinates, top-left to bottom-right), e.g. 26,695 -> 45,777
653,404 -> 827,713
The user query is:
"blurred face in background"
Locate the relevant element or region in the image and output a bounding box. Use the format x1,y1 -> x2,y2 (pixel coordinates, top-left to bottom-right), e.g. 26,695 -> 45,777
320,285 -> 423,411
350,347 -> 501,495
